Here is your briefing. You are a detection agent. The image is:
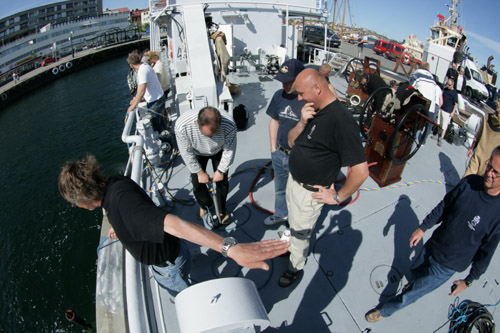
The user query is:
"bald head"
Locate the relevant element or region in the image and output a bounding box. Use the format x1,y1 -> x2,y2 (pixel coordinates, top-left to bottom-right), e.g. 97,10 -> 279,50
293,68 -> 335,109
420,61 -> 430,70
319,63 -> 331,77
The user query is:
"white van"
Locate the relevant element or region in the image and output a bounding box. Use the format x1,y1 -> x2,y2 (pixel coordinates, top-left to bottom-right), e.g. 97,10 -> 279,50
462,59 -> 489,101
423,43 -> 489,101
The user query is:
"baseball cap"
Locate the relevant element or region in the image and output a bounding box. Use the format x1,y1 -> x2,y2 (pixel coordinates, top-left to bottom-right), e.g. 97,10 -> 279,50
274,59 -> 305,83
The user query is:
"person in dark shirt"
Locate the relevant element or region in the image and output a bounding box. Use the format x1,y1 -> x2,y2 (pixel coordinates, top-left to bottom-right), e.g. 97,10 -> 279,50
438,78 -> 458,146
58,155 -> 289,296
366,145 -> 500,322
445,62 -> 459,90
355,70 -> 390,112
264,58 -> 305,226
277,68 -> 368,287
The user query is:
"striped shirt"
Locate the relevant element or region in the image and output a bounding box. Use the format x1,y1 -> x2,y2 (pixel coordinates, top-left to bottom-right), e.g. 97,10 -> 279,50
174,109 -> 237,174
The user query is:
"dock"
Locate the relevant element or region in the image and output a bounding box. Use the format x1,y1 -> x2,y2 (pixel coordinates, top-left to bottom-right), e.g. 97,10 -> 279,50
0,37 -> 150,109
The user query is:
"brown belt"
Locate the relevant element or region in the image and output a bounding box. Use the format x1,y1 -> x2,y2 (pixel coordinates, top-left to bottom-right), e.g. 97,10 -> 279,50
293,177 -> 319,192
277,143 -> 291,155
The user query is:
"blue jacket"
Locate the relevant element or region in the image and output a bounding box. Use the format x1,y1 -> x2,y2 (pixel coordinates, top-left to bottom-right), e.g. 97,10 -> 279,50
420,175 -> 500,282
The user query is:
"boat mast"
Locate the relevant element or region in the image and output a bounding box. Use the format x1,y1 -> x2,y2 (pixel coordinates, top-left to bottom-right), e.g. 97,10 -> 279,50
341,0 -> 346,32
331,0 -> 337,31
449,0 -> 459,32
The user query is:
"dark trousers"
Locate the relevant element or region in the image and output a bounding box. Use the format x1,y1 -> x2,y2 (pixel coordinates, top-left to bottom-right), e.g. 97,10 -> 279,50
147,94 -> 167,134
191,150 -> 229,214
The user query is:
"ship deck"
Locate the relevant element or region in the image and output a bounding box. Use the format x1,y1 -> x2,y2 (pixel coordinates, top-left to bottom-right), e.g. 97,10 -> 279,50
144,69 -> 500,332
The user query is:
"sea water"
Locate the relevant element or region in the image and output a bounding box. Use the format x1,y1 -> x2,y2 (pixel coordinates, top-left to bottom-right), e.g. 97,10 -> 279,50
0,57 -> 131,331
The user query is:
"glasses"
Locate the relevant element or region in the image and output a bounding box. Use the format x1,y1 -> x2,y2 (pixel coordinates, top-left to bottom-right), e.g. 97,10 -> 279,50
486,161 -> 500,179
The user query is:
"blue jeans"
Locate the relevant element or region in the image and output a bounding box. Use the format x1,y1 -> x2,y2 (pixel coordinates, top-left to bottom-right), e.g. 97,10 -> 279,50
147,94 -> 167,133
152,240 -> 191,297
379,246 -> 455,317
271,148 -> 290,218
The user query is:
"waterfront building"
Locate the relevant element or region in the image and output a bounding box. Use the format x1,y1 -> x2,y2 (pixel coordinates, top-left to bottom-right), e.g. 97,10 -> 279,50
0,12 -> 133,80
0,1 -> 103,46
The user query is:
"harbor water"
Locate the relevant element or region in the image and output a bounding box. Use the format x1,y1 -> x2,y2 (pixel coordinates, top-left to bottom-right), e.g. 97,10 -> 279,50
0,57 -> 131,332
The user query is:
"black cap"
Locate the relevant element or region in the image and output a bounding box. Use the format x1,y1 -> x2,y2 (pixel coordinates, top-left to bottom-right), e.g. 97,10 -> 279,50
274,59 -> 305,83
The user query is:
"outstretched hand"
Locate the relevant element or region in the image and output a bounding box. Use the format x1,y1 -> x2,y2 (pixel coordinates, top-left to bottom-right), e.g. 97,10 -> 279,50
228,239 -> 290,270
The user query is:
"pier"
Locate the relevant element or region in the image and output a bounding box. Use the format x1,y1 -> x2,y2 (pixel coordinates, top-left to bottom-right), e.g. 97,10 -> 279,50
0,37 -> 150,109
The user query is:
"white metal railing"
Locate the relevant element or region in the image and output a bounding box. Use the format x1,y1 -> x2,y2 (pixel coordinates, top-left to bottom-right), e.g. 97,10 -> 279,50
120,110 -> 151,333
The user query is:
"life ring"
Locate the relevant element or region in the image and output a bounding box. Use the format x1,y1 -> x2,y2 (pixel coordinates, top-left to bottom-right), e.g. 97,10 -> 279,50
1,93 -> 7,101
350,94 -> 361,106
59,65 -> 66,72
66,62 -> 73,69
52,67 -> 59,75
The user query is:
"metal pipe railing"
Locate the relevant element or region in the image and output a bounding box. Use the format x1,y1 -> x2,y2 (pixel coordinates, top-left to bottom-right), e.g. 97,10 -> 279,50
120,109 -> 151,332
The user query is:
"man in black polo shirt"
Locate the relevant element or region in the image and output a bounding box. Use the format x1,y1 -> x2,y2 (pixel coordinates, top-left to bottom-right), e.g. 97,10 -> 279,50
58,155 -> 289,296
278,69 -> 369,287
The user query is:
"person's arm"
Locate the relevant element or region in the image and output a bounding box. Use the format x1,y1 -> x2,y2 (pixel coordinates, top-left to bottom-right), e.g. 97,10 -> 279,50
451,100 -> 458,118
420,178 -> 468,234
312,161 -> 369,205
450,231 -> 500,296
174,124 -> 203,175
467,232 -> 500,282
409,227 -> 424,247
467,117 -> 484,157
269,118 -> 279,153
328,83 -> 346,103
127,83 -> 146,113
288,102 -> 316,147
107,226 -> 117,239
214,120 -> 237,182
163,214 -> 289,270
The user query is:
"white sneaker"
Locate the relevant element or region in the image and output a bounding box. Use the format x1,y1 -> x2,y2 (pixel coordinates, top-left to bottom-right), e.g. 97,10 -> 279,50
264,215 -> 287,226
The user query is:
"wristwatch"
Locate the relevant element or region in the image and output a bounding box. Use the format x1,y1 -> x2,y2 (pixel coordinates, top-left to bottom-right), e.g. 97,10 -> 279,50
465,280 -> 472,287
333,193 -> 341,204
222,237 -> 237,257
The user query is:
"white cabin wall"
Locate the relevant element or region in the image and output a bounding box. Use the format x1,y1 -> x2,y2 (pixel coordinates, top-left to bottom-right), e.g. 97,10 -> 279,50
423,42 -> 455,84
209,10 -> 284,57
169,0 -> 318,7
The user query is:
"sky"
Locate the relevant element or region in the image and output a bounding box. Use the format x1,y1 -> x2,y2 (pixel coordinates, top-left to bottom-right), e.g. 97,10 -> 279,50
337,0 -> 500,71
3,0 -> 499,72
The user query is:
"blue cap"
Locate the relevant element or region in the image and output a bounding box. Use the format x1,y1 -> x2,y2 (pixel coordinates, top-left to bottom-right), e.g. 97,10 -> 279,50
274,59 -> 305,83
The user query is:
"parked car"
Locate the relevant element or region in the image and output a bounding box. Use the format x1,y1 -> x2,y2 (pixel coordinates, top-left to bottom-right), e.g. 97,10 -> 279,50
303,25 -> 341,48
373,40 -> 390,55
41,57 -> 60,67
385,42 -> 406,61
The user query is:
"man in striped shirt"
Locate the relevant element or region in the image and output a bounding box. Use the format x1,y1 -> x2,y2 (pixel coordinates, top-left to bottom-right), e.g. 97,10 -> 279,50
175,107 -> 237,227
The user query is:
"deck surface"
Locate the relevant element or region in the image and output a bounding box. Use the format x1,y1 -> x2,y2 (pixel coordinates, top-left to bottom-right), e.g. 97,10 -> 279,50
148,69 -> 499,332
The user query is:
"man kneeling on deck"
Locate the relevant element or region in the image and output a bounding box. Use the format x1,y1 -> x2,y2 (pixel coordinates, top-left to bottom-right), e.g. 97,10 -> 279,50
366,145 -> 500,322
58,155 -> 289,297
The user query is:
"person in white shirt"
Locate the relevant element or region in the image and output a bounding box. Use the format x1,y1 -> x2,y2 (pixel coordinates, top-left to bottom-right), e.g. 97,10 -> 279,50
147,51 -> 171,97
410,62 -> 442,143
127,52 -> 167,133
